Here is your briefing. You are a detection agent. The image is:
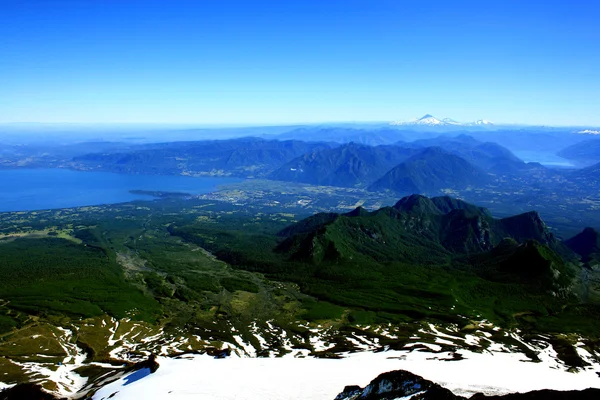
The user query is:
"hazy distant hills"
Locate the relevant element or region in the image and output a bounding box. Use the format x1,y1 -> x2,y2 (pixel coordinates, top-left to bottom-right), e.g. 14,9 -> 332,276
558,138 -> 600,166
398,135 -> 527,171
268,137 -> 527,193
268,143 -> 418,187
368,147 -> 488,194
6,126 -> 600,235
277,127 -> 406,146
399,133 -> 481,149
59,132 -> 560,197
72,137 -> 333,177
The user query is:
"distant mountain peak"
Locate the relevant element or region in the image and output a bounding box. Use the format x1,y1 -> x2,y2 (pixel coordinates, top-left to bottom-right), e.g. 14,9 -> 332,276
276,194 -> 564,264
577,129 -> 600,135
390,115 -> 493,127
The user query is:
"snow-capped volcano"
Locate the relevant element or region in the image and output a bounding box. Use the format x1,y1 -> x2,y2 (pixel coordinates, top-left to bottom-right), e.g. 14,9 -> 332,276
577,129 -> 600,135
391,115 -> 494,127
391,114 -> 446,126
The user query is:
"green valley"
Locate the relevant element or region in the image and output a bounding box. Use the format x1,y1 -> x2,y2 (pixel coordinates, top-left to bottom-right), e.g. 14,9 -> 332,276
0,194 -> 599,397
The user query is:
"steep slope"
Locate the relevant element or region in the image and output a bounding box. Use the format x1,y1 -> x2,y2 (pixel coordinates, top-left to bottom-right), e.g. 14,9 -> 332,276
465,239 -> 575,293
276,194 -> 563,265
495,211 -> 555,245
269,143 -> 418,187
368,147 -> 488,194
565,227 -> 600,262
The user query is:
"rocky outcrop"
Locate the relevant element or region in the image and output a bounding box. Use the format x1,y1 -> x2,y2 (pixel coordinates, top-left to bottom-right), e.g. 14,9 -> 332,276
334,370 -> 600,400
471,389 -> 600,399
334,370 -> 464,399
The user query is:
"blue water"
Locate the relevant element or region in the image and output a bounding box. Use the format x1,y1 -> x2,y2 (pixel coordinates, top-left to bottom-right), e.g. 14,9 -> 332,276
513,151 -> 575,167
0,169 -> 242,212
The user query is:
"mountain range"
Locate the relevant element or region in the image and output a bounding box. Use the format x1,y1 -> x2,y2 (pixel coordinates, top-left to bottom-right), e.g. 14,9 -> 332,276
368,147 -> 489,194
269,137 -> 527,193
558,138 -> 600,166
71,137 -> 334,177
276,127 -> 406,146
269,143 -> 419,187
276,194 -> 567,265
391,114 -> 495,127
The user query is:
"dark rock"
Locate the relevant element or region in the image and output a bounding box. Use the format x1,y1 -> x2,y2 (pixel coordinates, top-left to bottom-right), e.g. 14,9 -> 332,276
205,347 -> 231,359
334,370 -> 600,400
333,369 -> 464,399
334,385 -> 362,400
471,388 -> 600,399
0,383 -> 60,400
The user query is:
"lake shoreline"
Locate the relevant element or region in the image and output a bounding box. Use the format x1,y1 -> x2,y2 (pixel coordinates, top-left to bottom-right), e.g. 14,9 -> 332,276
0,168 -> 243,213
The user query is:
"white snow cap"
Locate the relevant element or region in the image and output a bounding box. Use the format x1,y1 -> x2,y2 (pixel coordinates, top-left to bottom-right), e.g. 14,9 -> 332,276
577,129 -> 600,135
391,115 -> 493,126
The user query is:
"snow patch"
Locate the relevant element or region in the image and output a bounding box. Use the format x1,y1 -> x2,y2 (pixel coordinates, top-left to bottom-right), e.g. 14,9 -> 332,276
92,346 -> 600,400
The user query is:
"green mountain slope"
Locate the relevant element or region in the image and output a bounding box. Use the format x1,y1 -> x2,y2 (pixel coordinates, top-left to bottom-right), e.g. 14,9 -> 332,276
167,194 -> 590,330
463,238 -> 575,292
277,194 -> 564,265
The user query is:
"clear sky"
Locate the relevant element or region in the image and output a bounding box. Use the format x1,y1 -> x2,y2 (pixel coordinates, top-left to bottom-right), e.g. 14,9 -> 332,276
1,0 -> 599,126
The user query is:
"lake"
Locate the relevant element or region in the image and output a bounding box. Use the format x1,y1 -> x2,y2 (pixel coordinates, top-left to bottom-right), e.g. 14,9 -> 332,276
513,151 -> 575,167
0,169 -> 242,212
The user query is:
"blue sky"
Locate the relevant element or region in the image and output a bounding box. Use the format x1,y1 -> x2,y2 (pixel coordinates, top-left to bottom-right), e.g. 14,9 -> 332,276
1,0 -> 599,126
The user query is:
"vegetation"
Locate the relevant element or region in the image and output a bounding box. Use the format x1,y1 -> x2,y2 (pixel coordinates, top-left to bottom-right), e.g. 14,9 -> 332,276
166,195 -> 598,333
0,189 -> 598,396
0,237 -> 160,322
